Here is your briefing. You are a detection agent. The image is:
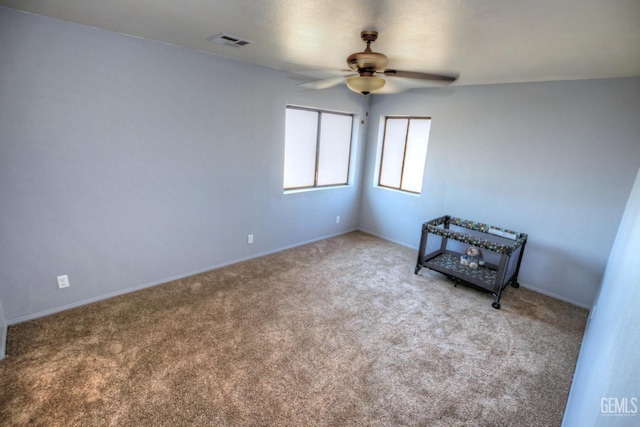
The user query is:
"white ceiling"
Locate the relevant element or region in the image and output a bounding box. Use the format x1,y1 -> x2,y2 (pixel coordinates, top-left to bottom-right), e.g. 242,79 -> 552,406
2,0 -> 639,91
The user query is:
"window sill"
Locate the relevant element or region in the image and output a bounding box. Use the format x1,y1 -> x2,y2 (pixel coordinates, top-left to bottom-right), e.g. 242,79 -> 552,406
375,185 -> 421,197
284,184 -> 352,195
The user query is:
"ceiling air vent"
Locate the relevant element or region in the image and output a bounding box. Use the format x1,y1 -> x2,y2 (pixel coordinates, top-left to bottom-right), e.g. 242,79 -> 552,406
207,33 -> 253,47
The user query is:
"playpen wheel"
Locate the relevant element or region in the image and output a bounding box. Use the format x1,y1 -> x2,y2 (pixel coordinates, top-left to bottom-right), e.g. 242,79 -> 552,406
511,281 -> 520,288
492,302 -> 501,310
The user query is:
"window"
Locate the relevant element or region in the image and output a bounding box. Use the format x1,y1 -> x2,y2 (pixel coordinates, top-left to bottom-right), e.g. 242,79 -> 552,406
283,106 -> 354,190
378,117 -> 431,194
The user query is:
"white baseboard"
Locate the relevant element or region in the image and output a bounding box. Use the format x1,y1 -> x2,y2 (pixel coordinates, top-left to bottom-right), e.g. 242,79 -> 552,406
0,322 -> 6,360
519,283 -> 592,310
357,228 -> 418,250
7,229 -> 358,326
358,228 -> 592,310
4,227 -> 590,340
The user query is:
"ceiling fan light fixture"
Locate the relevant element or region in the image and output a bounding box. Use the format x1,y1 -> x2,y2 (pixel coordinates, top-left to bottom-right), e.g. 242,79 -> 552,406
346,75 -> 385,95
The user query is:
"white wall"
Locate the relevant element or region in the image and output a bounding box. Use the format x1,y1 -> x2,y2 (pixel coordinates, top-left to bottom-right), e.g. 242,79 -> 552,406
359,78 -> 640,307
1,5 -> 639,330
0,7 -> 366,323
562,167 -> 640,426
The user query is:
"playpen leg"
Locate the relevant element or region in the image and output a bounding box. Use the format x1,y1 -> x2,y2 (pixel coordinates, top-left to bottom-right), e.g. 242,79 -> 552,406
415,223 -> 429,275
491,292 -> 502,309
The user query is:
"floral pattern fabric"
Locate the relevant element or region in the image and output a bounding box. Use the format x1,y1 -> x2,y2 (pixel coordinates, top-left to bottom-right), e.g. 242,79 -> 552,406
425,252 -> 499,289
424,215 -> 527,255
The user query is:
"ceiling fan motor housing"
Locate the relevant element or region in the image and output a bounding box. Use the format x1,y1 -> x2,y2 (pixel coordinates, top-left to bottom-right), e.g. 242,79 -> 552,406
347,30 -> 388,72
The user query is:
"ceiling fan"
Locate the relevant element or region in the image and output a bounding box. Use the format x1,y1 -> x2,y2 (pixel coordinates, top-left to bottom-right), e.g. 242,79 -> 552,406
301,30 -> 458,95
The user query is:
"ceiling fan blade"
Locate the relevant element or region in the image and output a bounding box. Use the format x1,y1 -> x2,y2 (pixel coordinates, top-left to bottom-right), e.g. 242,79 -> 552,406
383,70 -> 458,84
299,75 -> 354,90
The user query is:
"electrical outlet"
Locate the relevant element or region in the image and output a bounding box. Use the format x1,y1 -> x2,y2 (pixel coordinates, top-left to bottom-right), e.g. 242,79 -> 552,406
248,234 -> 254,244
336,216 -> 340,224
57,275 -> 70,289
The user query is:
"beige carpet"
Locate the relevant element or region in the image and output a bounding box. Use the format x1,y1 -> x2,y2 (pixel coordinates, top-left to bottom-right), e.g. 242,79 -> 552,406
0,231 -> 588,426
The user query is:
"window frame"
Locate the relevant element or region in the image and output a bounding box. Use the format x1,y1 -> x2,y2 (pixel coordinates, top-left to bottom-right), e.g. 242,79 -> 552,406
283,105 -> 355,191
378,116 -> 432,194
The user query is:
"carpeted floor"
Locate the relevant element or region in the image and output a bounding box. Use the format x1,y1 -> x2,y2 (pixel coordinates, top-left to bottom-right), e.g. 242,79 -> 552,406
0,231 -> 588,426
